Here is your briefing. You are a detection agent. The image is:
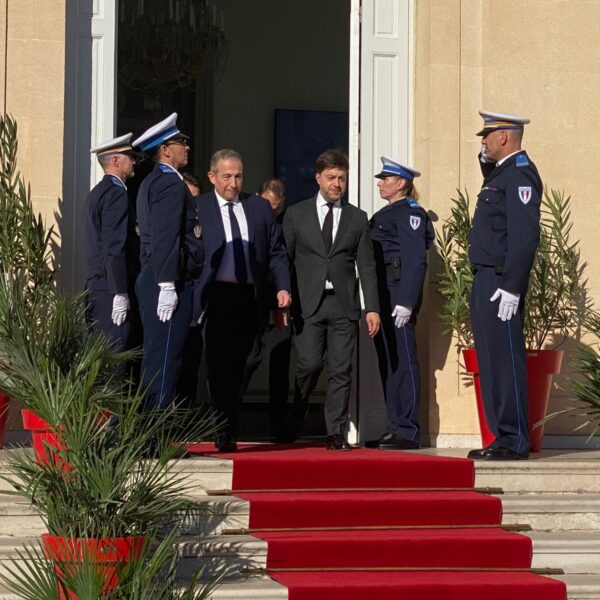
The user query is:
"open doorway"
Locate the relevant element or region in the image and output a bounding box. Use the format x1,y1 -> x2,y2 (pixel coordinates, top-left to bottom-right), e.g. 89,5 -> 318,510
116,0 -> 351,438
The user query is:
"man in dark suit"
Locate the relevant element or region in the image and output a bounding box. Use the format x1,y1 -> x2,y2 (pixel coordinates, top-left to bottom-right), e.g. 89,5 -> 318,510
133,113 -> 205,410
196,150 -> 291,452
283,149 -> 381,450
85,133 -> 137,356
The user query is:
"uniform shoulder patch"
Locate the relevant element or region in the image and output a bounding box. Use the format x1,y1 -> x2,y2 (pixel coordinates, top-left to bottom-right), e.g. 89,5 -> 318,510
158,164 -> 176,174
516,154 -> 530,168
406,198 -> 422,208
409,215 -> 422,230
110,175 -> 125,188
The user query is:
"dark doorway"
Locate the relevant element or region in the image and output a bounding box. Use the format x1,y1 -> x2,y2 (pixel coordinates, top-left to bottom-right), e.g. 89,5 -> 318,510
116,0 -> 351,439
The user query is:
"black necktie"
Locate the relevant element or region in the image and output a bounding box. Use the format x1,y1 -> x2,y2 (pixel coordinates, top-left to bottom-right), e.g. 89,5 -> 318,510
228,202 -> 248,283
322,202 -> 335,252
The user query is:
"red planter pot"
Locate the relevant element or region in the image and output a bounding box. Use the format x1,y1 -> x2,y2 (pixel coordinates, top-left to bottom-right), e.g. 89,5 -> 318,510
21,408 -> 67,468
41,533 -> 144,599
463,348 -> 563,452
0,391 -> 10,448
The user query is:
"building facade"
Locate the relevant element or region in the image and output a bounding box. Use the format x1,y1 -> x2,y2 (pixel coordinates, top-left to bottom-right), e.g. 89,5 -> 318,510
1,0 -> 598,447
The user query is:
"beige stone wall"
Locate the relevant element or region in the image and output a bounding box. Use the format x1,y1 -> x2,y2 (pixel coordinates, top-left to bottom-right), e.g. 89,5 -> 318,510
415,0 -> 600,442
0,0 -> 66,432
0,0 -> 65,233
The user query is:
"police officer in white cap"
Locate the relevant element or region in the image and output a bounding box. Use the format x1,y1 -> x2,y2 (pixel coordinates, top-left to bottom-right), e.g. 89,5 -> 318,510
133,113 -> 204,410
365,157 -> 434,450
468,110 -> 542,460
85,133 -> 137,358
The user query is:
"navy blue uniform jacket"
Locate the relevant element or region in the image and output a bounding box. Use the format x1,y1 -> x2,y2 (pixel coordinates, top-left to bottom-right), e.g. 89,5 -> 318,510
136,164 -> 204,284
195,192 -> 290,320
370,198 -> 434,308
469,151 -> 542,294
85,174 -> 131,293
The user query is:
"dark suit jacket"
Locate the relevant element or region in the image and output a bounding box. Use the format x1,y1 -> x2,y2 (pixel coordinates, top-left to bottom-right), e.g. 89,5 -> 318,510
283,195 -> 380,320
195,191 -> 290,321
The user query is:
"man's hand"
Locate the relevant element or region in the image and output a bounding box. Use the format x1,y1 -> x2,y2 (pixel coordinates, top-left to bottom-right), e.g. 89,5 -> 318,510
112,293 -> 130,326
365,311 -> 380,338
272,308 -> 289,331
490,288 -> 520,321
157,282 -> 178,322
276,290 -> 292,309
391,305 -> 412,328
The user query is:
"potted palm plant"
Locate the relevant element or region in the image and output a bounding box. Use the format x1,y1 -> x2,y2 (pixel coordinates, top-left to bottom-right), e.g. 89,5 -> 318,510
1,530 -> 224,599
437,188 -> 591,451
0,272 -> 218,597
0,114 -> 56,448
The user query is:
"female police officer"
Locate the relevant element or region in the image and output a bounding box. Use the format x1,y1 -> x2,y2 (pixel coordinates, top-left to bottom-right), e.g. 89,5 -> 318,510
366,157 -> 434,450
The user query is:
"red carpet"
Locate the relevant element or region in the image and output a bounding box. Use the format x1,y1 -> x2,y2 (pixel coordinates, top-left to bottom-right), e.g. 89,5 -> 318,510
189,443 -> 567,599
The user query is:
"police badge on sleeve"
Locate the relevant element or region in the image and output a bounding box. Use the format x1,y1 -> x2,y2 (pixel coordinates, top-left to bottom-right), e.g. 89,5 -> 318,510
518,186 -> 532,204
409,215 -> 421,230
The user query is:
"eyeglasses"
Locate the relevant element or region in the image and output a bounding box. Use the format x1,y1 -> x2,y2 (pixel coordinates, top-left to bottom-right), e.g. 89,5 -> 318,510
164,139 -> 191,148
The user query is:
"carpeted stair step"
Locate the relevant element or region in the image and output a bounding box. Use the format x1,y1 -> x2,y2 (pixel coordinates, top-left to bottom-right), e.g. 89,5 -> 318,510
259,527 -> 532,569
238,490 -> 502,529
269,570 -> 567,600
501,494 -> 600,531
188,443 -> 475,490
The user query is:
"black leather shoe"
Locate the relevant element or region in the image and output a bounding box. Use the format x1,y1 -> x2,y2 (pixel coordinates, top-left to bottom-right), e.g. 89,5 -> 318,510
365,433 -> 419,450
326,434 -> 353,451
480,447 -> 529,461
215,435 -> 237,453
467,445 -> 495,459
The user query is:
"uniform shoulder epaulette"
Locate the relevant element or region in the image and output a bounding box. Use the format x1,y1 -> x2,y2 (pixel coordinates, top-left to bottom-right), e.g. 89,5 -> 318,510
158,164 -> 177,174
406,198 -> 422,209
515,154 -> 529,168
110,175 -> 126,189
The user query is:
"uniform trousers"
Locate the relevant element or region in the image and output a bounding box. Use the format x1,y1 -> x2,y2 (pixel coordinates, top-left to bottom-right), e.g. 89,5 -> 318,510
205,282 -> 259,439
373,314 -> 420,443
136,264 -> 194,409
469,266 -> 530,454
242,321 -> 292,439
289,291 -> 357,437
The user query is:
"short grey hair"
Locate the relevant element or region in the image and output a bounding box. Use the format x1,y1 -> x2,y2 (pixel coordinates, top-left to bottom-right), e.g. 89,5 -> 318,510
210,149 -> 243,172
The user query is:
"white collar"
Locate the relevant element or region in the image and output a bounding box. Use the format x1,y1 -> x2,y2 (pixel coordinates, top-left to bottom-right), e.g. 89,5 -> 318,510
215,190 -> 240,207
159,162 -> 183,180
317,192 -> 340,207
496,150 -> 522,167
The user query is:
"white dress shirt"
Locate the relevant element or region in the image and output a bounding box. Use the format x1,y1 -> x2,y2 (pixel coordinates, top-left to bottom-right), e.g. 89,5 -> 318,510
215,191 -> 254,284
316,193 -> 341,290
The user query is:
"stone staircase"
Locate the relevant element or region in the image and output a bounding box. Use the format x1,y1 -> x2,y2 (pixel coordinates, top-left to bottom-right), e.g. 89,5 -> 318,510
0,447 -> 598,598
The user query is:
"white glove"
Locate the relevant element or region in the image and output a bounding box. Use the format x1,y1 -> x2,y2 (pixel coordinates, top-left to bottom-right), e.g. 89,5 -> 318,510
490,288 -> 520,322
157,282 -> 178,322
111,293 -> 129,326
391,305 -> 412,328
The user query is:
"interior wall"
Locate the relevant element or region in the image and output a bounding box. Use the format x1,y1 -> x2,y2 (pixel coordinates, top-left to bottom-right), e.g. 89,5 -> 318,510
212,0 -> 350,193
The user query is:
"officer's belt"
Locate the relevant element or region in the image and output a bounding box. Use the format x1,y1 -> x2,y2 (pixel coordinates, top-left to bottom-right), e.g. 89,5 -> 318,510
471,264 -> 504,276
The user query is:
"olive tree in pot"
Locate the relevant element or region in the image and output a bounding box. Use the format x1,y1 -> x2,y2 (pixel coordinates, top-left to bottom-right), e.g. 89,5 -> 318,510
437,188 -> 592,451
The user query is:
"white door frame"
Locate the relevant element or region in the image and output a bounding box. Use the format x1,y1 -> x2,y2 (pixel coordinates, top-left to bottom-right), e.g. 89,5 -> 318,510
63,0 -> 117,290
348,0 -> 414,443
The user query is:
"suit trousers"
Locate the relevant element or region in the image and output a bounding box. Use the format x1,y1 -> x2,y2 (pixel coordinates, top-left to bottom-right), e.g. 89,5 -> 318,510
136,264 -> 194,409
205,282 -> 259,438
374,315 -> 421,443
242,322 -> 292,439
469,267 -> 530,454
291,292 -> 357,436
